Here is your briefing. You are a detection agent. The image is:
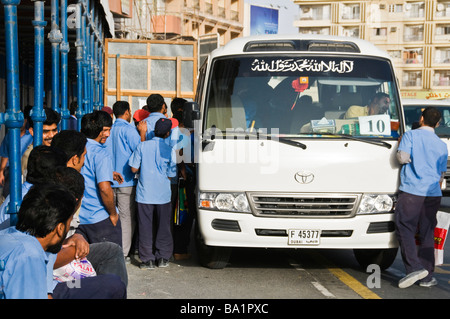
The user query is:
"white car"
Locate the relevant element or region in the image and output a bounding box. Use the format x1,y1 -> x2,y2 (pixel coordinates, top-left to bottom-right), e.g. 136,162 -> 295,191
402,98 -> 450,194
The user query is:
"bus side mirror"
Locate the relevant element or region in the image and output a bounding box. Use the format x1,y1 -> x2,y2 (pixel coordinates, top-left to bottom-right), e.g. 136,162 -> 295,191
183,102 -> 200,128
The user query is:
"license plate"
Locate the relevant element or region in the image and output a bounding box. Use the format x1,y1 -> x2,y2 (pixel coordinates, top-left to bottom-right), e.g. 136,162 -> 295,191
288,229 -> 321,245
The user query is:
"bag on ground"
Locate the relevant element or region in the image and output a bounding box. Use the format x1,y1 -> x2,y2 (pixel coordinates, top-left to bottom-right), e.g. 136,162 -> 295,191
435,211 -> 450,266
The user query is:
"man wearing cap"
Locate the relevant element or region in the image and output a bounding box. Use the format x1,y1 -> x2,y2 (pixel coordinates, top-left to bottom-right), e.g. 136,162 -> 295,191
107,101 -> 145,262
101,106 -> 114,120
129,117 -> 177,269
133,109 -> 150,127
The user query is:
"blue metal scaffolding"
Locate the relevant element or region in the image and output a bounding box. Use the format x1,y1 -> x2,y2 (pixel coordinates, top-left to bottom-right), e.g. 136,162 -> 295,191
1,0 -> 108,224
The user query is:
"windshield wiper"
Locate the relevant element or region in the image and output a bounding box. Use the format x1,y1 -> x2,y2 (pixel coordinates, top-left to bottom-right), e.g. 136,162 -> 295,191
243,131 -> 307,150
203,129 -> 307,150
305,132 -> 392,149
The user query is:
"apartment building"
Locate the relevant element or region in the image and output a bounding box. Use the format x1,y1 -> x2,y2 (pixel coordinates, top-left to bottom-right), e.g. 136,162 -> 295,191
113,0 -> 243,45
293,0 -> 450,100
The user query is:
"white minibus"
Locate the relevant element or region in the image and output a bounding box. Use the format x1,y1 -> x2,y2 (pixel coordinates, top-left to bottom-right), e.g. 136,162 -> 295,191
186,35 -> 404,269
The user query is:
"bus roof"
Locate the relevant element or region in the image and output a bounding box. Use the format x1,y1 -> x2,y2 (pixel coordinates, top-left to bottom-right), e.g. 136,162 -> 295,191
210,34 -> 391,60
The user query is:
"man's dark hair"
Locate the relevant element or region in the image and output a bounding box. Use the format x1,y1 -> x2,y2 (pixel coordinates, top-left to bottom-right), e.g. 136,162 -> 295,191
372,92 -> 390,103
69,101 -> 78,116
81,110 -> 112,139
171,98 -> 186,124
53,166 -> 85,202
113,101 -> 130,118
170,98 -> 186,114
51,130 -> 87,160
23,105 -> 33,129
98,110 -> 113,128
16,184 -> 77,238
28,107 -> 61,128
146,94 -> 165,113
26,145 -> 67,185
422,107 -> 442,128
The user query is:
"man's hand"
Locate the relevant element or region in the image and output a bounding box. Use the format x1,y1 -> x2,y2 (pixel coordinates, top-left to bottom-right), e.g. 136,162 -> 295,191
137,121 -> 148,141
98,181 -> 119,226
109,211 -> 119,226
0,170 -> 5,186
0,157 -> 8,186
63,233 -> 89,260
113,171 -> 124,184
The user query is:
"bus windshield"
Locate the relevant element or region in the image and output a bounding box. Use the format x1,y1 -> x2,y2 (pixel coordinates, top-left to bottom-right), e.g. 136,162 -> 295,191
204,55 -> 401,139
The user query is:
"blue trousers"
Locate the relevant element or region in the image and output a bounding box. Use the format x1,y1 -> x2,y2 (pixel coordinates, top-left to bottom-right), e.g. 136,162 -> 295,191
137,202 -> 173,263
395,191 -> 441,281
52,242 -> 128,299
52,274 -> 126,299
76,217 -> 122,248
87,242 -> 128,286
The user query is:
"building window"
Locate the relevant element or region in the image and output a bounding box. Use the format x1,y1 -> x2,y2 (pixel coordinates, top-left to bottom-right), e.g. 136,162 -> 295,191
389,4 -> 403,13
372,27 -> 387,36
299,27 -> 330,35
434,70 -> 450,86
404,24 -> 424,41
299,5 -> 331,20
435,47 -> 450,63
342,26 -> 360,38
403,70 -> 422,87
436,1 -> 450,18
403,48 -> 423,64
404,2 -> 425,18
388,50 -> 402,60
436,24 -> 450,36
341,3 -> 360,20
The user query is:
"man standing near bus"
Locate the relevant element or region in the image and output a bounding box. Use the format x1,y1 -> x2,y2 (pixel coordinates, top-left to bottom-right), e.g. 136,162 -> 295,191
107,101 -> 145,261
395,107 -> 448,288
77,111 -> 121,247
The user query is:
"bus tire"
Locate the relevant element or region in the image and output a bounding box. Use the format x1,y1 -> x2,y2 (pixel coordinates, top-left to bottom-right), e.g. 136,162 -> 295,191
195,224 -> 231,269
353,247 -> 398,271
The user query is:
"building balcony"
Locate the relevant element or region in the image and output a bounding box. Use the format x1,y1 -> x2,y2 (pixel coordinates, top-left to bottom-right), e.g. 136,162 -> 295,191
152,15 -> 182,34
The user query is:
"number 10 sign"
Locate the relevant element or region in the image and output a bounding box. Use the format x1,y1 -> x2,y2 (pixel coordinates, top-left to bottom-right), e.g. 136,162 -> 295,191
358,114 -> 391,136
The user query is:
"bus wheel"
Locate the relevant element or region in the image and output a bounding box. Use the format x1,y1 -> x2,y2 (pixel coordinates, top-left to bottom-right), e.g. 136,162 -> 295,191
353,247 -> 398,270
195,224 -> 231,269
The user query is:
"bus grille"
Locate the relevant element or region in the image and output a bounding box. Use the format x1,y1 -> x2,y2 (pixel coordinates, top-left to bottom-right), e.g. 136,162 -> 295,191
248,193 -> 359,218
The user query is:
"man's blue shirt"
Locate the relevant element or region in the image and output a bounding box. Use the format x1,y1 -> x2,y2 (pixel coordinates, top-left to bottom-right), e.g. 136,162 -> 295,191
79,139 -> 114,224
398,127 -> 448,196
129,137 -> 176,204
144,112 -> 166,141
143,112 -> 185,152
68,115 -> 77,131
0,181 -> 33,230
106,118 -> 141,188
0,130 -> 33,164
0,227 -> 52,299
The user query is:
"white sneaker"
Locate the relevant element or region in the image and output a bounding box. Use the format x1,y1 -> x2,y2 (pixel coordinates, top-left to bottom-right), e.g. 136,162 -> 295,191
419,277 -> 437,287
398,269 -> 429,288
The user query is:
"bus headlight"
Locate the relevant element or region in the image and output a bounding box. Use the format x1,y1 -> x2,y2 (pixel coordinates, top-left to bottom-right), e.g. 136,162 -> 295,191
357,194 -> 395,214
199,192 -> 251,213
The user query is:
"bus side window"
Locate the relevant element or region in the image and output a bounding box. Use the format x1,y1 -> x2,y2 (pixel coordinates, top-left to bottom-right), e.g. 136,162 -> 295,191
196,60 -> 208,105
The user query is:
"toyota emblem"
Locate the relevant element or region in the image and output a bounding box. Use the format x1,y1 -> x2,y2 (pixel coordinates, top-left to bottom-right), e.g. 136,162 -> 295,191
294,171 -> 314,184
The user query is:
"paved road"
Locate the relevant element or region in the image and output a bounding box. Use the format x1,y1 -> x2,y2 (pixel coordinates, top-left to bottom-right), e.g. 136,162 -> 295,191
125,201 -> 450,306
126,244 -> 450,300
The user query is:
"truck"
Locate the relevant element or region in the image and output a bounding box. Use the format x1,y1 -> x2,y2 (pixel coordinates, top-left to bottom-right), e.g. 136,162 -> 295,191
185,35 -> 404,270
